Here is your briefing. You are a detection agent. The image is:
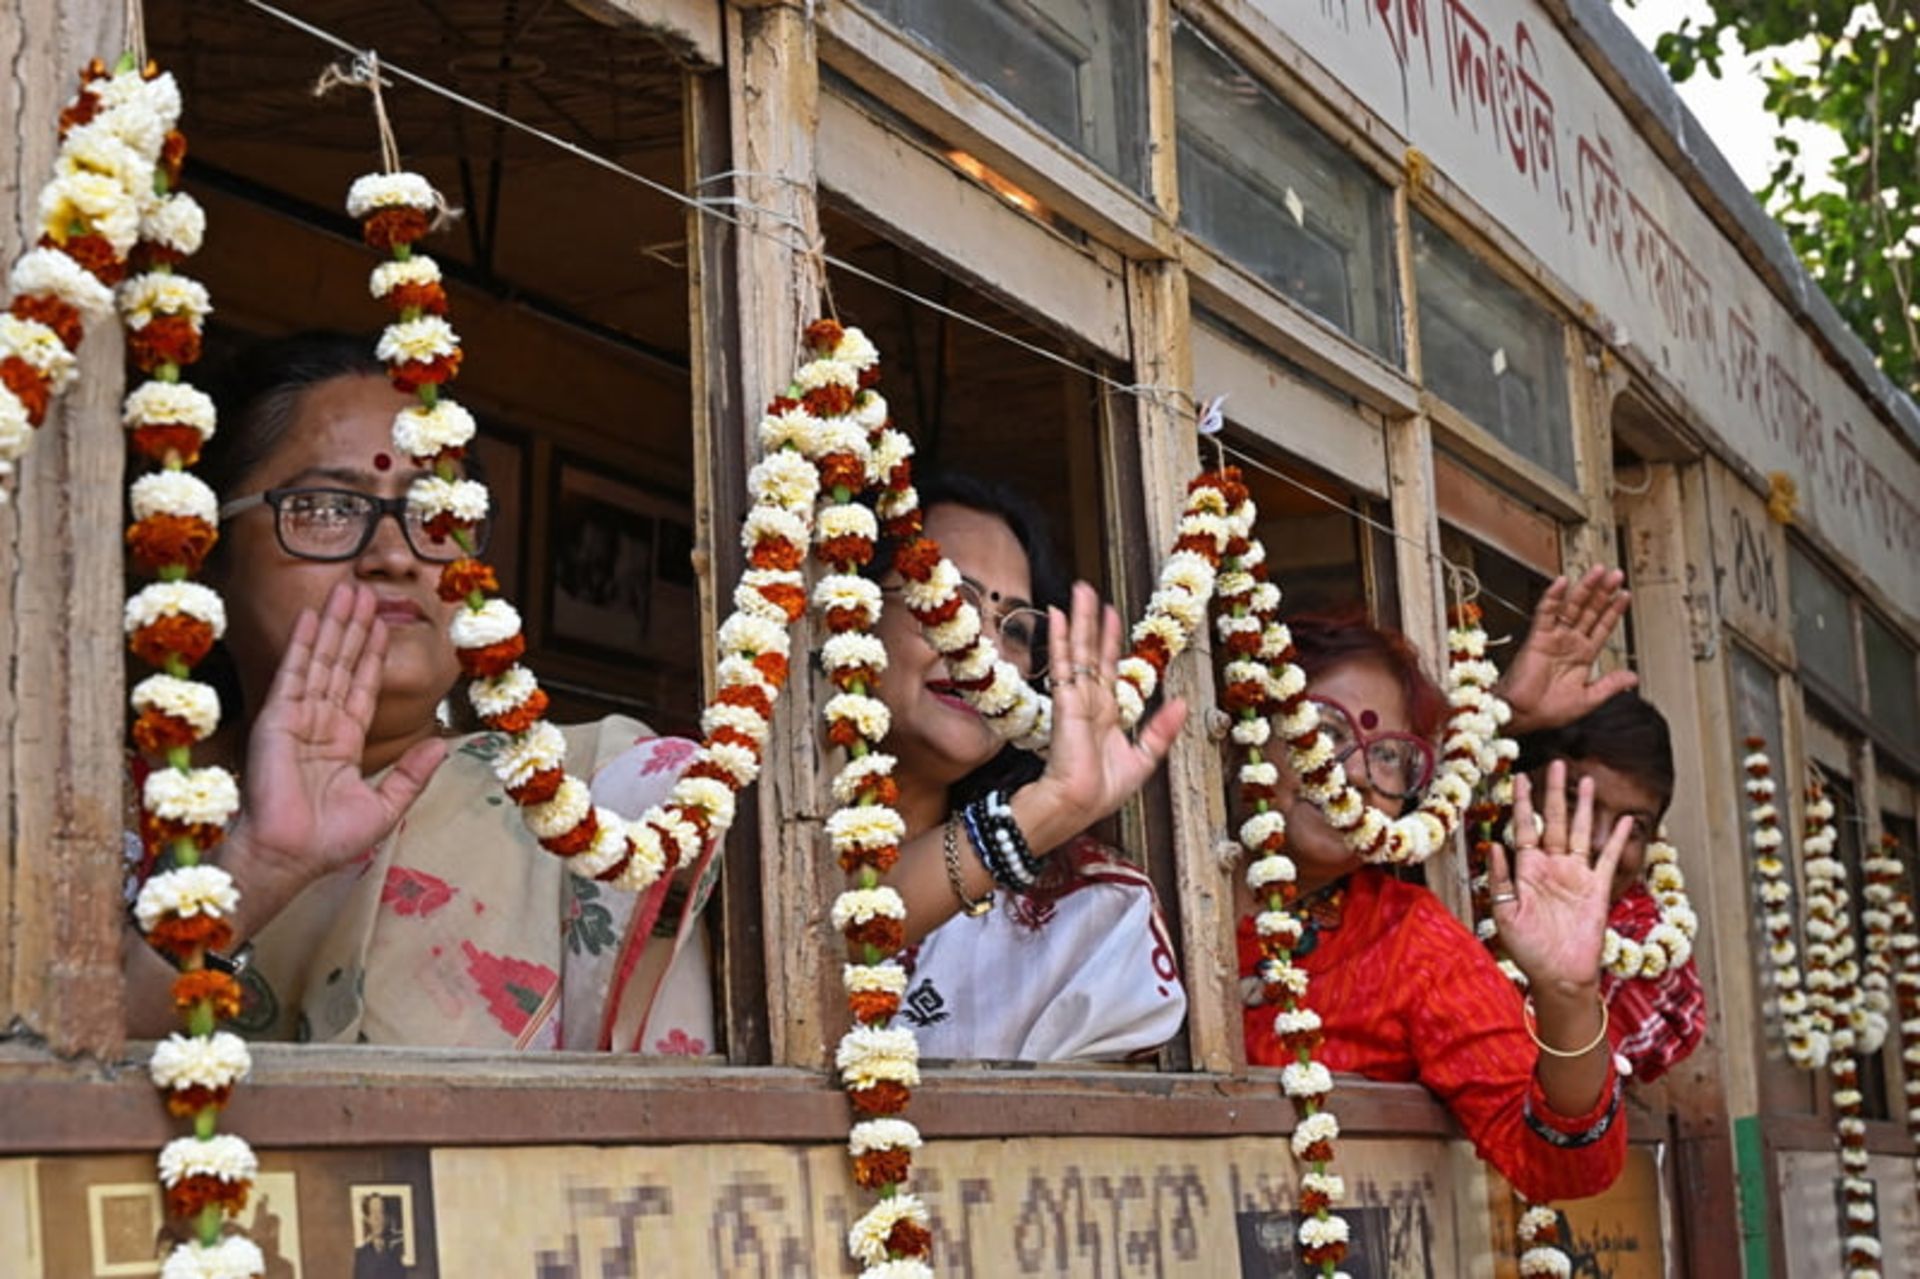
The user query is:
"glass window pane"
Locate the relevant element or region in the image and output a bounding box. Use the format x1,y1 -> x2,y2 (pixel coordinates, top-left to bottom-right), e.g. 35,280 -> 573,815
1788,544 -> 1857,700
1413,214 -> 1574,483
1863,612 -> 1918,753
1173,22 -> 1400,362
866,0 -> 1148,191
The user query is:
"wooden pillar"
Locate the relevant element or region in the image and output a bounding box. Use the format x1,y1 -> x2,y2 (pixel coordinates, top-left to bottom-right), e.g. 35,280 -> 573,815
1617,459 -> 1746,1279
723,0 -> 832,1069
0,0 -> 129,1058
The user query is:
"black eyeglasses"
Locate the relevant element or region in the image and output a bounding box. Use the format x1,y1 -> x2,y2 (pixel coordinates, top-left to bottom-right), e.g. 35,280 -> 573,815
219,486 -> 491,564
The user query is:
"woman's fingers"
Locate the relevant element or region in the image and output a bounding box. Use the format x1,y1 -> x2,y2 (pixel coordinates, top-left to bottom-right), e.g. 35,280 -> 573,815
1511,771 -> 1537,849
1046,605 -> 1070,692
1099,601 -> 1122,685
1486,837 -> 1516,914
265,606 -> 321,710
344,617 -> 392,731
1593,814 -> 1633,887
1540,759 -> 1569,853
1070,580 -> 1099,676
1134,696 -> 1187,766
374,736 -> 451,826
1568,774 -> 1596,862
323,587 -> 379,708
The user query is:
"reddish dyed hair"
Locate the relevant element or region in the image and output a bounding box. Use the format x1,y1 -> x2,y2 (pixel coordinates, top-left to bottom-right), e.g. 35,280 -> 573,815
1287,605 -> 1447,743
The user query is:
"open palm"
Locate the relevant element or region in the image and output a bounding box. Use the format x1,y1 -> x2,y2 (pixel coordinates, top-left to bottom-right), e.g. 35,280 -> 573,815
1499,566 -> 1639,736
1489,763 -> 1631,991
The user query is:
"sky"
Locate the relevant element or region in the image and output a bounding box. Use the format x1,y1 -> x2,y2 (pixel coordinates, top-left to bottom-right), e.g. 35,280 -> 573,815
1610,0 -> 1845,200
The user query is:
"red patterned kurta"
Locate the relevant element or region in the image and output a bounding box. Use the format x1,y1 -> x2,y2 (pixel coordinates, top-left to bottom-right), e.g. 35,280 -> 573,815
1602,884 -> 1708,1083
1240,867 -> 1625,1202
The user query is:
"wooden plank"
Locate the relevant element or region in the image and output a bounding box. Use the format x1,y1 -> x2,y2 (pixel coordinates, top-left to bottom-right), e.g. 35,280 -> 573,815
723,0 -> 835,1070
1144,0 -> 1181,218
1182,236 -> 1421,420
1123,257 -> 1241,1074
567,0 -> 722,69
1430,450 -> 1561,577
1189,320 -> 1390,498
816,91 -> 1130,359
815,0 -> 1166,257
1562,326 -> 1620,577
1421,393 -> 1587,525
0,0 -> 128,1059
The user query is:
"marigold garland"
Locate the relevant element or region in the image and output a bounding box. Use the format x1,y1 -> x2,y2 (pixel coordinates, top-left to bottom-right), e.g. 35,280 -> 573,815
0,59 -> 179,501
1743,738 -> 1816,1065
106,63 -> 263,1279
1884,871 -> 1920,1181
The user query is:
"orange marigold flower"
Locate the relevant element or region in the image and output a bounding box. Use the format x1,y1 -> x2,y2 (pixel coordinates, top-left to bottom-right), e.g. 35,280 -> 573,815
1224,629 -> 1263,657
11,293 -> 84,350
420,512 -> 474,548
817,534 -> 875,568
669,803 -> 713,841
486,689 -> 549,736
146,914 -> 235,961
852,1148 -> 912,1189
717,683 -> 774,720
362,207 -> 431,251
389,350 -> 462,394
709,726 -> 763,758
160,129 -> 188,186
847,990 -> 901,1023
1220,681 -> 1269,715
748,537 -> 804,573
165,1175 -> 248,1221
682,760 -> 738,788
752,652 -> 790,688
2,357 -> 53,426
1133,634 -> 1172,671
130,315 -> 203,373
539,811 -> 599,858
41,232 -> 124,284
826,604 -> 875,633
758,581 -> 807,621
127,514 -> 218,574
437,557 -> 498,602
1279,1025 -> 1322,1057
803,318 -> 845,351
144,817 -> 229,858
1296,1138 -> 1335,1164
133,707 -> 201,754
848,1081 -> 911,1116
830,664 -> 883,693
827,719 -> 862,750
881,512 -> 920,541
1240,781 -> 1279,806
172,970 -> 243,1019
507,767 -> 564,807
129,241 -> 188,273
458,634 -> 526,678
1173,532 -> 1220,560
858,363 -> 883,390
817,453 -> 866,493
845,917 -> 905,953
802,383 -> 854,418
59,89 -> 102,135
130,423 -> 208,468
129,615 -> 217,668
163,1082 -> 236,1118
838,843 -> 900,876
388,280 -> 449,316
1301,1241 -> 1347,1268
886,1221 -> 933,1258
592,849 -> 634,883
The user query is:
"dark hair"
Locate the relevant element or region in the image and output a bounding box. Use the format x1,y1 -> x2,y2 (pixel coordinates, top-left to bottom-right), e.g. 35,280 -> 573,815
198,330 -> 389,501
1285,604 -> 1447,742
1513,690 -> 1676,817
869,470 -> 1071,808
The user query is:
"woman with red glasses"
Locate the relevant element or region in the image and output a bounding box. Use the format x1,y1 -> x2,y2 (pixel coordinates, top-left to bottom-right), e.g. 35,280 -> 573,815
1237,577 -> 1642,1204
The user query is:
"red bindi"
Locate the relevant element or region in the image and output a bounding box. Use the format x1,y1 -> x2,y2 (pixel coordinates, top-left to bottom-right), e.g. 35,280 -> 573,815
373,452 -> 392,472
1358,708 -> 1379,731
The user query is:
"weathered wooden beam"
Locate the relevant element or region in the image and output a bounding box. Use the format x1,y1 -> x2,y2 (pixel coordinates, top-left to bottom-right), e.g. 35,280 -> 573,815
565,0 -> 722,69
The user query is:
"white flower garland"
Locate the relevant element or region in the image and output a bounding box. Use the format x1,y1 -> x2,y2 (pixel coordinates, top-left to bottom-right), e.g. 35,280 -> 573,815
1,59 -> 174,501
1884,878 -> 1920,1179
1743,739 -> 1818,1066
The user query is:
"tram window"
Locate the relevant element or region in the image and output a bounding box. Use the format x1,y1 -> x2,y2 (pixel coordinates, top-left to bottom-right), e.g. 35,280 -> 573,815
1172,22 -> 1400,363
1787,543 -> 1858,703
1862,612 -> 1919,756
135,0 -> 728,1057
1230,436 -> 1388,619
1412,215 -> 1574,484
1438,526 -> 1549,655
863,0 -> 1149,193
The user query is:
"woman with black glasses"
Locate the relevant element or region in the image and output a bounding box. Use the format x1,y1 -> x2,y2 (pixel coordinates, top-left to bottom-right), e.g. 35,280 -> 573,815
123,332 -> 715,1052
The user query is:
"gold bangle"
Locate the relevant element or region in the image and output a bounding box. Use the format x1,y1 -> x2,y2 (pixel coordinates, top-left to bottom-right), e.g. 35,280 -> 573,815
1523,994 -> 1610,1059
945,812 -> 994,917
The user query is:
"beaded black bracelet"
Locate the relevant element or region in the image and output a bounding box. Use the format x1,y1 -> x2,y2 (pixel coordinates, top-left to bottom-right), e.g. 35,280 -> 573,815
959,798 -> 1019,891
963,789 -> 1044,891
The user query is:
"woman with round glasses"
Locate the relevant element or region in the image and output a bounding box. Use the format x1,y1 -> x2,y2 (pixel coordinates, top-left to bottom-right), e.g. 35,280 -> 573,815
865,472 -> 1189,1061
123,332 -> 715,1051
1237,578 -> 1643,1204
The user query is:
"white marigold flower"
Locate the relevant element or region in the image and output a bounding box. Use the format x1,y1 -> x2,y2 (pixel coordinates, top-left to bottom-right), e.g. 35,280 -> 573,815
157,1133 -> 257,1187
131,674 -> 220,739
923,608 -> 982,655
123,379 -> 217,436
748,449 -> 820,512
95,63 -> 182,122
812,416 -> 870,464
831,886 -> 907,930
1298,1215 -> 1349,1248
139,191 -> 206,256
1638,940 -> 1671,978
1274,1008 -> 1322,1037
1282,1060 -> 1334,1098
741,504 -> 810,558
1264,962 -> 1309,997
834,326 -> 880,369
1447,626 -> 1490,658
848,1117 -> 921,1155
792,356 -> 859,392
1131,612 -> 1187,656
450,598 -> 521,649
1157,549 -> 1218,601
827,805 -> 906,853
1114,678 -> 1144,728
1246,854 -> 1297,891
118,272 -> 212,330
1744,776 -> 1774,799
1300,1170 -> 1344,1202
160,1236 -> 267,1279
133,864 -> 237,932
701,701 -> 771,746
1519,1247 -> 1573,1278
824,692 -> 891,741
835,1025 -> 921,1088
1518,1206 -> 1559,1239
56,120 -> 154,200
1286,729 -> 1335,774
1255,910 -> 1303,942
757,405 -> 822,455
822,632 -> 887,676
370,253 -> 443,299
1216,568 -> 1256,599
1476,918 -> 1498,942
1240,811 -> 1286,850
469,666 -> 541,721
699,741 -> 761,788
346,171 -> 438,217
1116,655 -> 1160,701
848,1193 -> 930,1266
1216,613 -> 1263,644
571,815 -> 635,879
392,400 -> 476,459
1324,787 -> 1366,831
408,475 -> 489,524
8,246 -> 115,320
898,557 -> 960,613
831,753 -> 898,805
853,392 -> 892,436
1176,510 -> 1229,551
732,568 -> 804,624
149,1031 -> 251,1092
714,657 -> 777,700
677,776 -> 736,828
844,963 -> 908,995
814,573 -> 882,617
817,501 -> 878,543
377,315 -> 460,365
613,821 -> 668,891
144,766 -> 240,827
130,470 -> 217,524
1231,716 -> 1272,747
524,776 -> 592,840
0,314 -> 77,392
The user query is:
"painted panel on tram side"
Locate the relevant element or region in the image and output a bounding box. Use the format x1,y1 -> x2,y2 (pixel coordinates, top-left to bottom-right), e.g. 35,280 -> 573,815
1776,1149 -> 1920,1278
1483,1146 -> 1665,1279
1705,459 -> 1795,667
1272,0 -> 1920,627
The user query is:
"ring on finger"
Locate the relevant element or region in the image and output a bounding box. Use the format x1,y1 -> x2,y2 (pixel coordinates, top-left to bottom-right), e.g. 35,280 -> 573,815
1071,662 -> 1097,679
1490,890 -> 1518,905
